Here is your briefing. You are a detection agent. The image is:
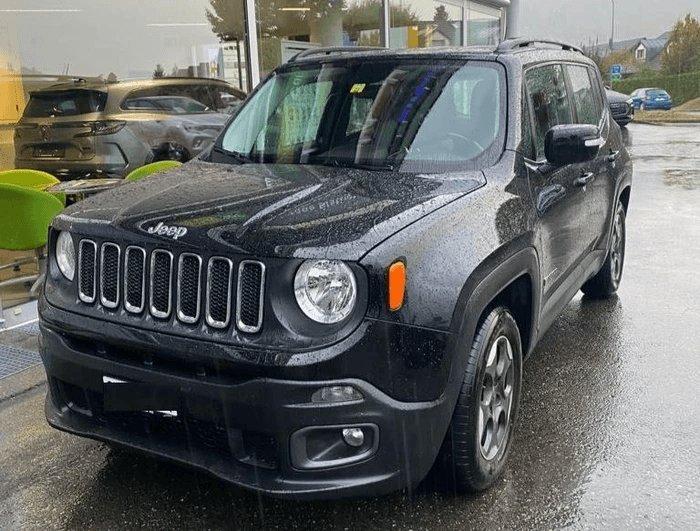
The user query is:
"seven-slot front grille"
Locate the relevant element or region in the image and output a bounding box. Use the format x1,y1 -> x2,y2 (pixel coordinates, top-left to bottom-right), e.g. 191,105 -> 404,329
75,240 -> 264,333
124,246 -> 146,313
78,240 -> 97,303
236,261 -> 266,333
150,250 -> 173,319
206,257 -> 233,328
177,253 -> 202,323
100,243 -> 120,308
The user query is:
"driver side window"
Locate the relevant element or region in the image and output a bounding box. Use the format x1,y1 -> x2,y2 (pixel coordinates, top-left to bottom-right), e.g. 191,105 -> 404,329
525,64 -> 573,160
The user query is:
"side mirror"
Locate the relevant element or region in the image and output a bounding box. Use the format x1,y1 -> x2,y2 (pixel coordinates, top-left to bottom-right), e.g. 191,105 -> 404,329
545,124 -> 602,166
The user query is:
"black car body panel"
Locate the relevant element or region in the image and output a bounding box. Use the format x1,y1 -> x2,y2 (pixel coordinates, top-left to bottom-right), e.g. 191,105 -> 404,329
39,44 -> 633,499
54,160 -> 486,261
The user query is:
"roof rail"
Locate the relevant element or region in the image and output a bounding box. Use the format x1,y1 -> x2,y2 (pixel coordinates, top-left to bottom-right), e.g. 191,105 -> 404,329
289,46 -> 383,62
497,38 -> 583,54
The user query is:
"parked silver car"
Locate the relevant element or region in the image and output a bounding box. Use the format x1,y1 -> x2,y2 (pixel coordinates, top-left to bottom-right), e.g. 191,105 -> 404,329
14,78 -> 245,180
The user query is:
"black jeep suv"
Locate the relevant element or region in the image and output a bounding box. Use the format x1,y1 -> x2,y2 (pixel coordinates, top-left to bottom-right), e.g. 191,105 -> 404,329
39,39 -> 632,500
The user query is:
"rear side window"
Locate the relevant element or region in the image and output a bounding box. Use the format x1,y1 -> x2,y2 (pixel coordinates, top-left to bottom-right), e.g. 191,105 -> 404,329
23,90 -> 107,117
566,65 -> 601,126
525,64 -> 573,160
122,84 -> 217,114
209,87 -> 245,114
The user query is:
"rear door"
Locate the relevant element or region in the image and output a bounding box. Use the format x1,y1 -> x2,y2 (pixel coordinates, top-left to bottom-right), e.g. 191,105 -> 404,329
565,63 -> 615,253
15,89 -> 107,162
523,63 -> 587,300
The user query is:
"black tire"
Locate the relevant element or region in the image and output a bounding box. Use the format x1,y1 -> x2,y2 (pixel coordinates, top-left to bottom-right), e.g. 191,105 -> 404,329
582,202 -> 626,299
439,307 -> 523,492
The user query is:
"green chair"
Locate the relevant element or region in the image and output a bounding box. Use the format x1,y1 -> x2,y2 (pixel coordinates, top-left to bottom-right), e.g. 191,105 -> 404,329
0,183 -> 64,327
0,168 -> 65,205
125,160 -> 182,182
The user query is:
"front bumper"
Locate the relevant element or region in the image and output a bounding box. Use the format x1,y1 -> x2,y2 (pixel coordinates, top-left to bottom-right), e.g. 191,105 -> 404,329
39,314 -> 454,500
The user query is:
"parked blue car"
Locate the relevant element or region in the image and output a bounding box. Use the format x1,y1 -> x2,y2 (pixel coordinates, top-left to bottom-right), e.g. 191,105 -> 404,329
630,88 -> 673,110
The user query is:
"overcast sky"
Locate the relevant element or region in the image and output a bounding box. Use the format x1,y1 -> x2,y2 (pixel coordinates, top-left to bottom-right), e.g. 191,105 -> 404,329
1,0 -> 698,78
519,0 -> 699,46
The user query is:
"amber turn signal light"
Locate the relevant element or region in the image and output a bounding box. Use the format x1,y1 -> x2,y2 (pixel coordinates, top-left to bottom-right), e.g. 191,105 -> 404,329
388,261 -> 406,311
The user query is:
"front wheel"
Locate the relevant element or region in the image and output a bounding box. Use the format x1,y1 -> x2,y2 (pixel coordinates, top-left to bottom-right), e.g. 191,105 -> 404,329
438,307 -> 523,492
582,202 -> 626,298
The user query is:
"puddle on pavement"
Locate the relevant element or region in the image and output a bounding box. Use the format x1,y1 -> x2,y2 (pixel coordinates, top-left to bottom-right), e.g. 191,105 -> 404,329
663,168 -> 699,190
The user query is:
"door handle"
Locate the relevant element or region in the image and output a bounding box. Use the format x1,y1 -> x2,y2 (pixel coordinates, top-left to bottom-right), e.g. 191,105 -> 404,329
607,150 -> 620,163
574,172 -> 596,187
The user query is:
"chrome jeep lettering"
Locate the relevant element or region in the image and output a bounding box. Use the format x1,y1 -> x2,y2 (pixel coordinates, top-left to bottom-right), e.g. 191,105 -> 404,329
145,221 -> 188,240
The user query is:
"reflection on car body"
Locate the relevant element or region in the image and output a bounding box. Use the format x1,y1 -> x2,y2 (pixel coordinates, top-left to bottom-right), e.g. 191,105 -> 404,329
14,77 -> 245,180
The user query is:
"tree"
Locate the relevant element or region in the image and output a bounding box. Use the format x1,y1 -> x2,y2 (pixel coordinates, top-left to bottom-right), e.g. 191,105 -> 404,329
153,64 -> 165,78
662,14 -> 700,75
433,5 -> 449,24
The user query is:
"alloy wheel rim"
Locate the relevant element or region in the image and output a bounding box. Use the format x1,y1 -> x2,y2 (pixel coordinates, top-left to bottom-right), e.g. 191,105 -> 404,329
610,211 -> 624,286
478,335 -> 515,461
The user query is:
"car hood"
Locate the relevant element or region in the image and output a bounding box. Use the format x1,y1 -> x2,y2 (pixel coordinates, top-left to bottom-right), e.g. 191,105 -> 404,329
58,161 -> 485,260
606,89 -> 630,103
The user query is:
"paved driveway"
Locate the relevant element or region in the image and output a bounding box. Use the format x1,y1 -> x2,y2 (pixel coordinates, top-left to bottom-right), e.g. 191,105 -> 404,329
0,123 -> 698,529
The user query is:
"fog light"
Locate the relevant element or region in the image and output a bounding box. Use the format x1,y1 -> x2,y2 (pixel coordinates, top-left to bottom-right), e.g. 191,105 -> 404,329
311,385 -> 363,404
342,427 -> 365,447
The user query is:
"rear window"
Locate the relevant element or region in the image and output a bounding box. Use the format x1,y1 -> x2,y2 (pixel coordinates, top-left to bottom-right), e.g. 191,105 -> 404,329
23,90 -> 107,117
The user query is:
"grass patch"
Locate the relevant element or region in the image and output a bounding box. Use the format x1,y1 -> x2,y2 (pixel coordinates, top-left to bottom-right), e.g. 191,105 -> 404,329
635,109 -> 700,124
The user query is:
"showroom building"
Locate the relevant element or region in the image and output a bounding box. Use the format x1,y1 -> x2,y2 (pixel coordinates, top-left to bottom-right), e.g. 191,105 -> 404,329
240,0 -> 511,88
0,0 -> 511,174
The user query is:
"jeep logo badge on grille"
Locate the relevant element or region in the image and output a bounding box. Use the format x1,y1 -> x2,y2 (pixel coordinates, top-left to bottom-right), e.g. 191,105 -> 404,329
145,222 -> 188,240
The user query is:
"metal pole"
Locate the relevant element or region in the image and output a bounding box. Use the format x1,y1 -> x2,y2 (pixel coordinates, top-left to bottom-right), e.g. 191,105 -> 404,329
244,0 -> 260,90
506,0 -> 521,39
609,0 -> 615,51
381,0 -> 390,48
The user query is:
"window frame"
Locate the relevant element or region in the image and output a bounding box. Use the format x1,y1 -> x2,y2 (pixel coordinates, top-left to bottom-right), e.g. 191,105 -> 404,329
563,63 -> 604,128
522,61 -> 576,163
522,60 -> 608,163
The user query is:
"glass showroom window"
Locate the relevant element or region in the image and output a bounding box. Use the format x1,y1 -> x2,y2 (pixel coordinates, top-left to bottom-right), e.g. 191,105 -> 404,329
252,0 -> 383,77
389,0 -> 463,48
1,0 -> 248,175
466,1 -> 502,45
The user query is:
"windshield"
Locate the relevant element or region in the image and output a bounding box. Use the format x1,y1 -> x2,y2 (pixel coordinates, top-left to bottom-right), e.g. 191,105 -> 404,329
220,60 -> 504,172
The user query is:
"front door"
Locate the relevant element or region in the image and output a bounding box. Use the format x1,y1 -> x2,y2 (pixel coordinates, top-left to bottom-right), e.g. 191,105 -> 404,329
564,64 -> 616,254
523,63 -> 588,301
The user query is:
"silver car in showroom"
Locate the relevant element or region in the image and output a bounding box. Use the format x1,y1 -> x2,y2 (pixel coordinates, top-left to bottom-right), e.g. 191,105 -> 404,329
14,77 -> 245,180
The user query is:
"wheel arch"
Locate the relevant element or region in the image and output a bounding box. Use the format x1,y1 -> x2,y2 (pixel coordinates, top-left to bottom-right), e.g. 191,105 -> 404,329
450,245 -> 542,363
619,185 -> 631,213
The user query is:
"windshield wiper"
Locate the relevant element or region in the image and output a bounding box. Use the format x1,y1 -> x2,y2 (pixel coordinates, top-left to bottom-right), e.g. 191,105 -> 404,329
212,145 -> 252,164
321,158 -> 395,172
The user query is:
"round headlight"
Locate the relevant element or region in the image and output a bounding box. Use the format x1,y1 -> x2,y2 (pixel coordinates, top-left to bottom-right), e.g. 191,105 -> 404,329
56,231 -> 76,281
294,260 -> 357,324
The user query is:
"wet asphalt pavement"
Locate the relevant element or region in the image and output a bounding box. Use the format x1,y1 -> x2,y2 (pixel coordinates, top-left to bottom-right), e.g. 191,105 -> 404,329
0,123 -> 698,529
